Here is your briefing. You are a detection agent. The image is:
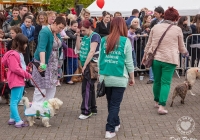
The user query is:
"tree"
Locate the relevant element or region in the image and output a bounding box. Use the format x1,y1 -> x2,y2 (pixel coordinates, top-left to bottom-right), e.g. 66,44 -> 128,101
47,0 -> 95,13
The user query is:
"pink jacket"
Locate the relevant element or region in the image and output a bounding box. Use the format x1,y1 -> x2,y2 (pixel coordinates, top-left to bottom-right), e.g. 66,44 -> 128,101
2,50 -> 31,89
144,23 -> 188,65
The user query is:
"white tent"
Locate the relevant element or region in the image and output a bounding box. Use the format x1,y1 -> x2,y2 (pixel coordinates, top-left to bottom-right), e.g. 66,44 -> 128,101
87,0 -> 200,17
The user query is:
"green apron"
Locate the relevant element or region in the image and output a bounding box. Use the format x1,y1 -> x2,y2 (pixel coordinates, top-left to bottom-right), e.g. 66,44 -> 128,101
99,36 -> 127,76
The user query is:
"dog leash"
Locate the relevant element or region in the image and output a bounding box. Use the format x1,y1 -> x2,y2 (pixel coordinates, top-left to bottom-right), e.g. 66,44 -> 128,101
1,68 -> 8,96
27,62 -> 45,98
1,82 -> 6,96
30,78 -> 45,98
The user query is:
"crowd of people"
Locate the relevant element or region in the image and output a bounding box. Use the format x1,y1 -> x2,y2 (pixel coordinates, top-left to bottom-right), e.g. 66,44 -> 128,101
0,4 -> 199,139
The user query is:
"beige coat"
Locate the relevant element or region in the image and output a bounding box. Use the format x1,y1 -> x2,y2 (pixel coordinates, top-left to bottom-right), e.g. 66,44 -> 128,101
144,23 -> 188,65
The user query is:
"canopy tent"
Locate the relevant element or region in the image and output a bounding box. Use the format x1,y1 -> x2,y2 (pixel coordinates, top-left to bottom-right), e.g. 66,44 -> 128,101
87,0 -> 200,17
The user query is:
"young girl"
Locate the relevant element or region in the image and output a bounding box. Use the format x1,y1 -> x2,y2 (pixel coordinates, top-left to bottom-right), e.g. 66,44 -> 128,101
65,20 -> 79,84
2,33 -> 31,128
6,26 -> 22,51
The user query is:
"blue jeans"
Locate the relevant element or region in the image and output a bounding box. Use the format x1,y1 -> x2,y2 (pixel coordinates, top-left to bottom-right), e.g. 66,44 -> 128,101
10,86 -> 24,123
132,50 -> 137,67
65,57 -> 78,82
149,67 -> 154,81
105,87 -> 125,132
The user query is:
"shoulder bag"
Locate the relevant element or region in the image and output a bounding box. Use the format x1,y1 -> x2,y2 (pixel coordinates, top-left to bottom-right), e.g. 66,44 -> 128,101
144,24 -> 173,68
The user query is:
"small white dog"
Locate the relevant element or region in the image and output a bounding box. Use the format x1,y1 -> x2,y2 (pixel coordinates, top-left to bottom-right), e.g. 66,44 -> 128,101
22,97 -> 63,127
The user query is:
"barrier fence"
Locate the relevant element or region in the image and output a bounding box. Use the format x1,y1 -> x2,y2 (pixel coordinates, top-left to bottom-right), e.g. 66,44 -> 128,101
185,34 -> 200,69
26,34 -> 200,82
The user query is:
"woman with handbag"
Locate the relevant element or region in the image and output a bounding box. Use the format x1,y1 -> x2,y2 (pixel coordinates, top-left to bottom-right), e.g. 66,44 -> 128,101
98,17 -> 135,139
141,7 -> 189,115
31,17 -> 66,104
76,19 -> 101,120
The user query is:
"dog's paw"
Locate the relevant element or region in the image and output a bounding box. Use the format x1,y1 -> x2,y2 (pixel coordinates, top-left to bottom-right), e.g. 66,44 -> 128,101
46,125 -> 51,127
29,123 -> 34,126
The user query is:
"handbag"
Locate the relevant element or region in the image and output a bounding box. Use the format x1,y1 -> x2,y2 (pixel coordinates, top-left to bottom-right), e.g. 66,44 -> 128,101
89,61 -> 98,80
96,78 -> 105,98
144,24 -> 173,68
29,61 -> 45,77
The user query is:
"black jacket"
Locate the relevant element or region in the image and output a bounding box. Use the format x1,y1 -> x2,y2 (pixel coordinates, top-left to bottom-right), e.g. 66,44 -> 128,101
65,29 -> 77,49
150,19 -> 159,29
6,40 -> 12,51
34,24 -> 42,47
95,21 -> 110,37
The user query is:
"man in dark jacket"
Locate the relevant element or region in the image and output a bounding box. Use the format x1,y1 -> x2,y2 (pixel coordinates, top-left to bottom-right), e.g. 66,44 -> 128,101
126,9 -> 140,27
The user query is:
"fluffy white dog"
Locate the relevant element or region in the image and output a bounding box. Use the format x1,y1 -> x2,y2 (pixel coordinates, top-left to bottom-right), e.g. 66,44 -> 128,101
22,97 -> 63,127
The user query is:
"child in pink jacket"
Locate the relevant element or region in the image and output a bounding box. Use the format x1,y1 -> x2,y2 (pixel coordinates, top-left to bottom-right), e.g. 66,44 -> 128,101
2,33 -> 31,128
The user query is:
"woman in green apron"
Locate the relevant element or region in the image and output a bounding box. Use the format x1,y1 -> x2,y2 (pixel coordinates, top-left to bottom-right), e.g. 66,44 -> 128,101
98,17 -> 135,139
76,19 -> 101,120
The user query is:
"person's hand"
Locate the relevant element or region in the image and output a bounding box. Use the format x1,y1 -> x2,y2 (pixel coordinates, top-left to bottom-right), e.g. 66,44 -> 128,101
76,29 -> 80,36
5,68 -> 8,72
64,35 -> 70,39
82,65 -> 86,74
141,55 -> 146,65
129,78 -> 135,86
38,66 -> 44,72
38,63 -> 46,72
0,38 -> 2,42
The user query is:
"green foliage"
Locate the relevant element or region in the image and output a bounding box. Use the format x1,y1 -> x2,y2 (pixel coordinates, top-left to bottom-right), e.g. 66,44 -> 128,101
47,0 -> 95,13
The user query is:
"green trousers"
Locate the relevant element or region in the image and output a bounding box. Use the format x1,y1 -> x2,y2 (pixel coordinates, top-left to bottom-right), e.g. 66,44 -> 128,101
152,60 -> 176,106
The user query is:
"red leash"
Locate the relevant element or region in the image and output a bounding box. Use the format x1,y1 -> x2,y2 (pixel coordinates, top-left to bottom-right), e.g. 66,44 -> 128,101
27,62 -> 45,98
1,82 -> 6,96
30,78 -> 45,98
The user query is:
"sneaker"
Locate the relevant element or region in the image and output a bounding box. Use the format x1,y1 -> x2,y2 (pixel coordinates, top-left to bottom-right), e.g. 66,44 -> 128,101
134,67 -> 140,71
18,100 -> 24,106
92,112 -> 97,115
8,120 -> 15,125
15,121 -> 29,128
78,113 -> 92,120
105,131 -> 116,139
115,125 -> 120,132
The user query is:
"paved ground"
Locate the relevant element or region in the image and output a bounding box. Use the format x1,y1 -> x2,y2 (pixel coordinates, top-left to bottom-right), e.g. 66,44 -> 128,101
0,74 -> 200,140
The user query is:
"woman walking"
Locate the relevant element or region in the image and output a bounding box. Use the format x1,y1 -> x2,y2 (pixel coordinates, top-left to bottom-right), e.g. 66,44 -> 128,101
98,17 -> 135,139
142,7 -> 189,115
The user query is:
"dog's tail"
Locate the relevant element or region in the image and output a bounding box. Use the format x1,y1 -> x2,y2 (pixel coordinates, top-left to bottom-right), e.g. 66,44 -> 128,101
22,97 -> 30,108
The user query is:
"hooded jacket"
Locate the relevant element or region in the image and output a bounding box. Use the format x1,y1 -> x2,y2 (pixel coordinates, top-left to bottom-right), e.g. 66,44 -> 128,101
2,50 -> 31,89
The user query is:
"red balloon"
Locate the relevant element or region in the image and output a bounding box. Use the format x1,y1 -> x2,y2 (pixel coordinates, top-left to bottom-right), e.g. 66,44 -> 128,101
96,0 -> 105,9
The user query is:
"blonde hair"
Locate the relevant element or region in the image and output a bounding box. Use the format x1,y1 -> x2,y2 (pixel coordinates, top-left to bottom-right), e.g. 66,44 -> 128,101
79,8 -> 90,20
36,11 -> 48,25
131,18 -> 141,29
46,11 -> 56,17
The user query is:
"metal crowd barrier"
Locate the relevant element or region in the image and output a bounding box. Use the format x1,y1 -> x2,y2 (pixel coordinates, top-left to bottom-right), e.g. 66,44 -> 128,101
185,34 -> 200,70
28,34 -> 200,81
